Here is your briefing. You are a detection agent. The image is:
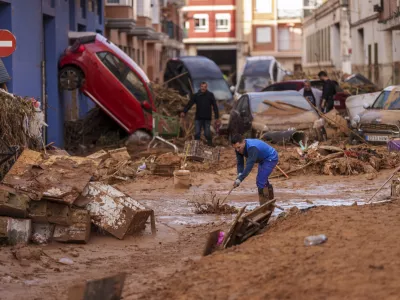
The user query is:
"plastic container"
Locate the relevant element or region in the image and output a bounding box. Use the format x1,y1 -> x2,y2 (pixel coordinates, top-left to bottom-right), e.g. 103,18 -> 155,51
173,170 -> 191,188
304,234 -> 327,246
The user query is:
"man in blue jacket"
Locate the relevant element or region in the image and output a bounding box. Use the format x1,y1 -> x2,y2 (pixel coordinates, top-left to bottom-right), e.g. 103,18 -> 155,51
231,134 -> 279,205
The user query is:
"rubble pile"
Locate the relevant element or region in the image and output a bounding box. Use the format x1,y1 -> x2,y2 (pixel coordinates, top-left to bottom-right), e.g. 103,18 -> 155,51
276,144 -> 400,177
0,89 -> 44,150
152,84 -> 189,117
64,107 -> 124,153
0,148 -> 155,246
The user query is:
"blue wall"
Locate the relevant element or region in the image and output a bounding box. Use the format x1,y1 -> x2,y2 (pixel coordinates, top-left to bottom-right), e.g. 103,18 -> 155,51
0,0 -> 104,147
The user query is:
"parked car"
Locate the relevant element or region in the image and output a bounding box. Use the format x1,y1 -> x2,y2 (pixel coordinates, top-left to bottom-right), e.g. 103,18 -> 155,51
262,79 -> 349,114
233,56 -> 286,99
350,85 -> 400,143
227,91 -> 321,143
163,56 -> 233,110
58,33 -> 154,141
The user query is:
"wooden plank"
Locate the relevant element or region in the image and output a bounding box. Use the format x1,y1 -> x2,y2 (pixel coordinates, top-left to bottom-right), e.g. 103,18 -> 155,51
222,206 -> 246,249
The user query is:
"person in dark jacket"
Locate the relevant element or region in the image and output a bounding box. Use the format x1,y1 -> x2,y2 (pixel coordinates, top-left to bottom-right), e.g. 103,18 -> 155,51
181,82 -> 220,146
231,134 -> 279,205
318,71 -> 336,113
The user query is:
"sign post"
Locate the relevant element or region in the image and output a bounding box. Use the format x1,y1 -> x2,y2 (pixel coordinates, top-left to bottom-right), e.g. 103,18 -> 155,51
0,30 -> 17,57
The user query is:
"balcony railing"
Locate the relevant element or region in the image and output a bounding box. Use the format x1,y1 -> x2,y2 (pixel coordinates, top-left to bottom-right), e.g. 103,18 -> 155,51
162,21 -> 183,42
277,9 -> 303,19
106,0 -> 133,5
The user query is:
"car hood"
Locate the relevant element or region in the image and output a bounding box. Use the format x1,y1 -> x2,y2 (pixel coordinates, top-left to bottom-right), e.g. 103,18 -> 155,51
345,92 -> 380,120
252,110 -> 319,132
359,109 -> 400,126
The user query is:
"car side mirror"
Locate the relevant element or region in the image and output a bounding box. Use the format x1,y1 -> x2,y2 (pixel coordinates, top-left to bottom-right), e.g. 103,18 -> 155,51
142,101 -> 152,110
230,86 -> 235,93
363,103 -> 370,109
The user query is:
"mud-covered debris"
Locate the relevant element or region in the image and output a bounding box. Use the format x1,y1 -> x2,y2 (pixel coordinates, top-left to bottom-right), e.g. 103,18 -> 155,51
190,192 -> 238,215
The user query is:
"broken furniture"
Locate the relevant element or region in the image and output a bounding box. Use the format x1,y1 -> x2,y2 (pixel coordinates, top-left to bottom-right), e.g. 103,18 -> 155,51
78,182 -> 156,240
147,113 -> 179,153
184,140 -> 220,162
223,199 -> 276,248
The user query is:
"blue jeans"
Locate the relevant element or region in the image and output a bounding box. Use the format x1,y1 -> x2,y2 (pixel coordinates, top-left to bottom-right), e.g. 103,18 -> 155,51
195,120 -> 212,145
256,160 -> 278,189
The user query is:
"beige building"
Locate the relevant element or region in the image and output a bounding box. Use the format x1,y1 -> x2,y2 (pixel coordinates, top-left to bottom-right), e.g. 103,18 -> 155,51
105,0 -> 184,82
302,0 -> 352,75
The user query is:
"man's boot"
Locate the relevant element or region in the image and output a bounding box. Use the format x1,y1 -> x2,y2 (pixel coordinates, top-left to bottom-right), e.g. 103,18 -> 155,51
258,188 -> 269,205
268,184 -> 274,200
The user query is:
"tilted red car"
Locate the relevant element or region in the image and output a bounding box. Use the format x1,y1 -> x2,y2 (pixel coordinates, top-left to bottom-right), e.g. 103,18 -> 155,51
58,34 -> 155,139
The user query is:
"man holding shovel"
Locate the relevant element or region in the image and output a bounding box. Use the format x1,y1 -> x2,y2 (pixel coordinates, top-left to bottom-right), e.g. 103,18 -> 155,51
231,134 -> 278,205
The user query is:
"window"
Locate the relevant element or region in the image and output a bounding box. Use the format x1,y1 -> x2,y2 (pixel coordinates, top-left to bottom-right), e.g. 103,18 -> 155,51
278,27 -> 290,51
215,13 -> 231,32
255,0 -> 272,13
256,27 -> 272,43
123,71 -> 149,102
137,49 -> 140,64
96,52 -> 126,80
194,14 -> 209,32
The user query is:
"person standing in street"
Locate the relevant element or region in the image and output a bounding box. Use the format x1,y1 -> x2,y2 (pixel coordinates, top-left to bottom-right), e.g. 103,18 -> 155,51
318,71 -> 336,113
181,82 -> 220,146
299,80 -> 322,111
231,134 -> 279,205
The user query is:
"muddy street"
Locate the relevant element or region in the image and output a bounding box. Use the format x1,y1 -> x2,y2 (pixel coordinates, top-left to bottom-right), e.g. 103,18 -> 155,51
0,153 -> 397,300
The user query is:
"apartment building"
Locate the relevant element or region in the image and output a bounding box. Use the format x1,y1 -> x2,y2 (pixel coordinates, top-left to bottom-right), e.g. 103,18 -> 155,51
183,0 -> 304,84
350,0 -> 393,88
105,0 -> 184,82
302,0 -> 351,75
183,0 -> 238,79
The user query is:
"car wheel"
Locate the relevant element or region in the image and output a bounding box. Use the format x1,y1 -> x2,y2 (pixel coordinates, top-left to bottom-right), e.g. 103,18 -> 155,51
125,130 -> 152,149
59,66 -> 83,91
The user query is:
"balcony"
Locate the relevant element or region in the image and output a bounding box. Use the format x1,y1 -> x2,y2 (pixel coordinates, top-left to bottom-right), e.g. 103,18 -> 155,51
162,21 -> 183,42
277,9 -> 303,19
105,0 -> 136,32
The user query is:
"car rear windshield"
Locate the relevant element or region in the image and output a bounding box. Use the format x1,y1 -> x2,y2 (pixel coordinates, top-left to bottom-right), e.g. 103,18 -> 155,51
238,76 -> 271,93
372,90 -> 400,110
251,95 -> 314,114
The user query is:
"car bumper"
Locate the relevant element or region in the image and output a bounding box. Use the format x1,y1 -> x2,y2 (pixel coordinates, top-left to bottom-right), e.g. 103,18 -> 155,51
357,130 -> 400,143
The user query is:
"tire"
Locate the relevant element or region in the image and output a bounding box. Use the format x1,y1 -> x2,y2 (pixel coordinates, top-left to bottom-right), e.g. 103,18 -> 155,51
59,66 -> 83,91
125,130 -> 152,149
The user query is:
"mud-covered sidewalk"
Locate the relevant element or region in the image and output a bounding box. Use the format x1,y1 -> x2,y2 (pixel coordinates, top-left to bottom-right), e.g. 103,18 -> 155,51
140,199 -> 400,300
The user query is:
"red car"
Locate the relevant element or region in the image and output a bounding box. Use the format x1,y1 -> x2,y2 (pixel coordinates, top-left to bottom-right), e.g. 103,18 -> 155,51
58,34 -> 155,139
262,80 -> 349,114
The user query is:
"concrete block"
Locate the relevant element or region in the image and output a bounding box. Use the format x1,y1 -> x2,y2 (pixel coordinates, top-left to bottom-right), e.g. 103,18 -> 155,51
53,209 -> 91,243
32,223 -> 55,244
0,217 -> 32,245
0,187 -> 30,218
47,202 -> 72,226
28,200 -> 72,225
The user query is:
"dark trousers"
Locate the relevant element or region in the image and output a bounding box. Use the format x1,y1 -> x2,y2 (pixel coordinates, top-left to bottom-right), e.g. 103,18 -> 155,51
195,120 -> 212,146
325,99 -> 334,113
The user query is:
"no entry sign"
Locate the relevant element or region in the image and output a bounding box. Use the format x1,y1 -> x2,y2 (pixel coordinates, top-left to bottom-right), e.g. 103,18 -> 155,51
0,30 -> 16,58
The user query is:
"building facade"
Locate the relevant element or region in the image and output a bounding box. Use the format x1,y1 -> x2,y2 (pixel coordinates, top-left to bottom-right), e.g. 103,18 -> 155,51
0,0 -> 104,147
183,0 -> 304,84
302,0 -> 351,75
105,0 -> 184,83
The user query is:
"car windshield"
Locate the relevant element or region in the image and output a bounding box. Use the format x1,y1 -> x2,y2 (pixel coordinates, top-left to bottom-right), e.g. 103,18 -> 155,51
372,90 -> 400,110
193,79 -> 232,101
250,95 -> 314,114
238,76 -> 271,93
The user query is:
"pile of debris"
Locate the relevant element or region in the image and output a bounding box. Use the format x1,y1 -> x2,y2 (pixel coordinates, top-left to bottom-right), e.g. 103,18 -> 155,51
152,84 -> 189,117
64,107 -> 124,154
0,148 -> 155,246
0,89 -> 45,150
276,144 -> 400,177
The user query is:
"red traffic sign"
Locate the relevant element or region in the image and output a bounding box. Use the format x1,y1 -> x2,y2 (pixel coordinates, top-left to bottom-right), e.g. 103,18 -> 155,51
0,30 -> 16,58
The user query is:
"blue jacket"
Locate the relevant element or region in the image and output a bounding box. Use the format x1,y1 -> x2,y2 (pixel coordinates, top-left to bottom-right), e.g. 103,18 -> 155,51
236,139 -> 278,181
